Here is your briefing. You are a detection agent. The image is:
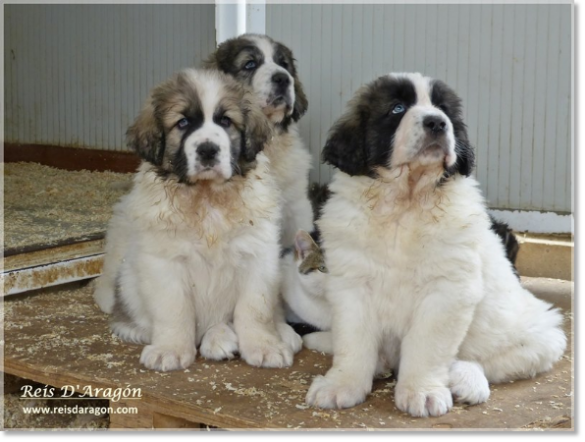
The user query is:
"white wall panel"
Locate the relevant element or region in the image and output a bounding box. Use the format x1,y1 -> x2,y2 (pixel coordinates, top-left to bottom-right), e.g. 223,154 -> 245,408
4,4 -> 215,151
266,3 -> 572,213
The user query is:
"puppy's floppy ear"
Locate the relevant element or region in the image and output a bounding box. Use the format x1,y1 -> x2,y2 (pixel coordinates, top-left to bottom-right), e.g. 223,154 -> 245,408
202,37 -> 244,76
454,137 -> 475,177
449,120 -> 475,177
321,105 -> 369,176
274,42 -> 308,122
291,71 -> 308,122
242,94 -> 273,162
126,99 -> 165,165
432,79 -> 475,178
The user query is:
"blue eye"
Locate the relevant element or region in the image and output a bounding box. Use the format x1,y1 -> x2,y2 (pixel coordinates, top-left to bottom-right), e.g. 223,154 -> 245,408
176,118 -> 189,129
219,116 -> 231,128
392,104 -> 406,114
244,60 -> 257,70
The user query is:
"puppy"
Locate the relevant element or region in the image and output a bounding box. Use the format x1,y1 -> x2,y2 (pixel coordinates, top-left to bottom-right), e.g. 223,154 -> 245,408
305,73 -> 566,417
280,230 -> 332,352
93,68 -> 301,372
284,185 -> 521,352
204,34 -> 314,246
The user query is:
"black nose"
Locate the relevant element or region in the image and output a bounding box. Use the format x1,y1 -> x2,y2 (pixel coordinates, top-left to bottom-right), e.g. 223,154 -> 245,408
423,116 -> 447,135
197,142 -> 219,165
271,72 -> 290,87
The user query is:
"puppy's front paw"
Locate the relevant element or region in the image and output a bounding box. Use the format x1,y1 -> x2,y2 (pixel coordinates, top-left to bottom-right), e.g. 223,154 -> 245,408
449,360 -> 490,405
306,375 -> 368,409
200,323 -> 239,361
276,322 -> 303,354
140,344 -> 196,372
394,381 -> 453,417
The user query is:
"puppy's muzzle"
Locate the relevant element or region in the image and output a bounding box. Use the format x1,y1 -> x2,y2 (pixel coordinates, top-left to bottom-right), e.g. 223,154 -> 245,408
197,142 -> 220,167
423,115 -> 447,137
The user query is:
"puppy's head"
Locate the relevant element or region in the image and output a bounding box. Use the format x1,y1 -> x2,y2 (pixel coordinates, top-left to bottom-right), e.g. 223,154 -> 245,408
127,69 -> 272,184
322,73 -> 474,180
204,34 -> 308,127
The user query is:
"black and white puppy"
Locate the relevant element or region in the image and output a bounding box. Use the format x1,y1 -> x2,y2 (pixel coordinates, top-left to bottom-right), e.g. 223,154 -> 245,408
305,73 -> 566,417
204,34 -> 314,246
94,68 -> 301,371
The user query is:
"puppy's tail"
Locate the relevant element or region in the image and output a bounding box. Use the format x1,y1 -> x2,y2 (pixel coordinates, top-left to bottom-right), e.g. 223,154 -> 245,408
93,275 -> 116,314
110,320 -> 150,345
489,215 -> 520,278
482,297 -> 567,383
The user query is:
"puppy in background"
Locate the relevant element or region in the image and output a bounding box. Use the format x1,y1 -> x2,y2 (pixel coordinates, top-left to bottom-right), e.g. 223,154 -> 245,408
93,68 -> 301,372
306,73 -> 566,417
204,34 -> 314,246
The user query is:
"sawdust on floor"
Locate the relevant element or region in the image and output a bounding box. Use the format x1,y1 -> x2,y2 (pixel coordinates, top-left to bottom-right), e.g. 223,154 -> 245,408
2,162 -> 133,254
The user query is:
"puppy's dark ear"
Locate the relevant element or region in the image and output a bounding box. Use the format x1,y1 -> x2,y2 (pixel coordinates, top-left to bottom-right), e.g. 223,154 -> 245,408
242,94 -> 273,162
274,42 -> 308,122
292,73 -> 308,122
454,137 -> 475,177
126,100 -> 165,165
202,37 -> 245,76
202,48 -> 221,71
449,117 -> 475,177
321,107 -> 368,176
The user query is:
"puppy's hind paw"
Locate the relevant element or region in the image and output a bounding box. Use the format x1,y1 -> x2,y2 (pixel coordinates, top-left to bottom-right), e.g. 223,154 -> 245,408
200,323 -> 239,361
303,331 -> 333,354
394,382 -> 453,417
240,337 -> 294,368
306,375 -> 368,409
140,344 -> 196,372
449,360 -> 490,405
276,322 -> 303,354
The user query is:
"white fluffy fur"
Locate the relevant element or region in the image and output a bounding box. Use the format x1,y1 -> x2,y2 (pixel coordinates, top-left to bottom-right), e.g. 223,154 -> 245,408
94,153 -> 302,371
306,73 -> 566,417
307,172 -> 566,416
264,125 -> 314,246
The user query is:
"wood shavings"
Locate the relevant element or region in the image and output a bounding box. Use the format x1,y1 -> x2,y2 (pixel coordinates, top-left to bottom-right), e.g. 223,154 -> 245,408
2,281 -> 575,430
3,162 -> 133,253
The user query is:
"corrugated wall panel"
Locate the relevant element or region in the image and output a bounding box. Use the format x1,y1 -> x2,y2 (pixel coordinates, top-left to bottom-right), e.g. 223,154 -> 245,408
4,4 -> 215,151
267,3 -> 572,213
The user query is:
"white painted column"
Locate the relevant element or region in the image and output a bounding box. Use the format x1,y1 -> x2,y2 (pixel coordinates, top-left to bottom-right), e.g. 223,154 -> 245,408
215,0 -> 266,45
246,0 -> 266,35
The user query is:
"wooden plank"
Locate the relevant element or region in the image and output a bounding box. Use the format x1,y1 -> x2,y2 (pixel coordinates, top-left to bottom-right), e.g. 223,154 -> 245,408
1,254 -> 104,296
2,281 -> 573,430
3,239 -> 105,271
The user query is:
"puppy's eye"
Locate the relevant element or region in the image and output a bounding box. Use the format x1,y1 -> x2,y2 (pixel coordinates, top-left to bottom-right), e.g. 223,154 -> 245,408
438,104 -> 449,113
317,265 -> 328,273
244,60 -> 256,71
176,118 -> 190,129
392,104 -> 406,114
219,116 -> 232,128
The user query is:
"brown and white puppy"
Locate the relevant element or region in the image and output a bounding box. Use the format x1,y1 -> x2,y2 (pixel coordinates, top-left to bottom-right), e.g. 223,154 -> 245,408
204,34 -> 314,247
93,68 -> 302,372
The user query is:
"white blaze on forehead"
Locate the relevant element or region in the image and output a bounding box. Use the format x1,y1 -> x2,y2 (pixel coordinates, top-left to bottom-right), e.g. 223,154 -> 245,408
390,72 -> 433,105
248,35 -> 275,62
189,70 -> 224,120
388,72 -> 456,169
180,71 -> 234,180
